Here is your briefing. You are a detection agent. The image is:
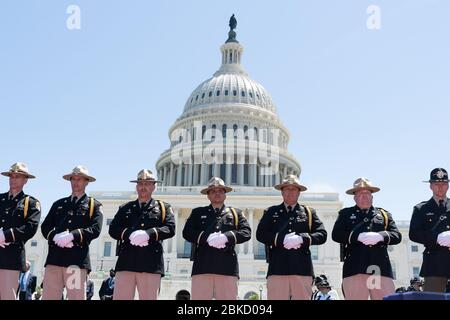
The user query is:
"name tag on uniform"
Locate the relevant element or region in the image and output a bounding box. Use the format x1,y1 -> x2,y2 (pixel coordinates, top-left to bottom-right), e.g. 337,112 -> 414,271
201,215 -> 207,219
426,212 -> 434,216
350,214 -> 356,219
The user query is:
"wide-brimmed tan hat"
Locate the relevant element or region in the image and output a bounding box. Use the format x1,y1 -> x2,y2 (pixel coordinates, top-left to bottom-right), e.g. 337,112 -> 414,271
130,169 -> 161,183
1,162 -> 36,179
274,175 -> 307,192
63,165 -> 96,182
346,177 -> 380,195
201,177 -> 233,194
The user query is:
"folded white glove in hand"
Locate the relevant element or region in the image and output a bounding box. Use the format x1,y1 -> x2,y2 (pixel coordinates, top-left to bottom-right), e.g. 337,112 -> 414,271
55,231 -> 74,248
359,232 -> 383,245
207,232 -> 221,244
209,233 -> 228,249
283,232 -> 303,250
129,230 -> 150,246
437,231 -> 450,247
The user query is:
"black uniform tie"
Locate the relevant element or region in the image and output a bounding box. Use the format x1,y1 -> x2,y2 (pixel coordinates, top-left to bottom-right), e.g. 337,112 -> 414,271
287,205 -> 292,214
72,197 -> 78,206
8,194 -> 13,201
215,208 -> 220,215
439,200 -> 445,211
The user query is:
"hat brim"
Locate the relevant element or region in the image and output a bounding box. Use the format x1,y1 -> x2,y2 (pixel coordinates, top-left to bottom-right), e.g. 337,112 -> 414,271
274,183 -> 307,192
346,186 -> 380,195
423,179 -> 449,183
63,173 -> 96,182
1,171 -> 36,179
201,186 -> 233,195
130,179 -> 161,183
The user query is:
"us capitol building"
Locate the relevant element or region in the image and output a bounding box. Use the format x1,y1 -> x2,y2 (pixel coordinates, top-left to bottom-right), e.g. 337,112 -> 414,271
26,18 -> 423,299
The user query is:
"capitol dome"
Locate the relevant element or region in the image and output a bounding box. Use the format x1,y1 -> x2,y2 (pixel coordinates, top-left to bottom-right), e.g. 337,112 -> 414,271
156,17 -> 301,190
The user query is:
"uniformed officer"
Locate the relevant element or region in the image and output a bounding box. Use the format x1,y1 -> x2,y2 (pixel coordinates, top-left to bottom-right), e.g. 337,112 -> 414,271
406,276 -> 424,292
0,162 -> 41,300
409,168 -> 450,293
182,177 -> 251,300
332,177 -> 401,300
41,165 -> 103,300
109,169 -> 175,300
256,175 -> 327,300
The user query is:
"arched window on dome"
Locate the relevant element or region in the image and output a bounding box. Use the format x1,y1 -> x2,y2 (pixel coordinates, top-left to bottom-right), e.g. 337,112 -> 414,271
211,124 -> 216,140
208,91 -> 212,97
254,127 -> 259,141
256,93 -> 260,100
216,90 -> 220,96
201,93 -> 205,99
195,95 -> 199,101
233,90 -> 237,96
202,125 -> 206,139
225,90 -> 229,96
222,124 -> 227,138
249,92 -> 253,99
241,91 -> 245,97
244,125 -> 249,140
231,155 -> 238,184
244,156 -> 249,185
233,124 -> 238,140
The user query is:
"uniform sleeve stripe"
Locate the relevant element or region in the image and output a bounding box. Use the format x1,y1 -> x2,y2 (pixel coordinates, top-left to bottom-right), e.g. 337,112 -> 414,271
197,231 -> 204,244
120,228 -> 128,240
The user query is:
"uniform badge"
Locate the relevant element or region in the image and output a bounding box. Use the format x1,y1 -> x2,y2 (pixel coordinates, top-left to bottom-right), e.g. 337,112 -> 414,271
201,215 -> 207,219
437,170 -> 445,179
426,212 -> 434,216
373,214 -> 384,224
350,214 -> 356,220
35,202 -> 41,212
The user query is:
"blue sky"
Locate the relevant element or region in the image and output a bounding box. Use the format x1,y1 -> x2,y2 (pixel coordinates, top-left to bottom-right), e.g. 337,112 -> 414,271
0,0 -> 449,221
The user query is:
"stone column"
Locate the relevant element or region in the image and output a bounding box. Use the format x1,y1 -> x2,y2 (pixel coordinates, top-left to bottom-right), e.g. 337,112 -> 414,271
193,164 -> 199,185
237,156 -> 244,185
163,165 -> 168,186
176,164 -> 182,186
169,162 -> 175,186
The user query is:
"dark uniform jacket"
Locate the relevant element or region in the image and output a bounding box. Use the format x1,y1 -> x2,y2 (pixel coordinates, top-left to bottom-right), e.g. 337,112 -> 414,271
0,191 -> 41,271
409,197 -> 450,277
109,198 -> 175,275
332,205 -> 401,279
41,194 -> 103,270
99,277 -> 115,300
182,204 -> 251,277
256,203 -> 327,277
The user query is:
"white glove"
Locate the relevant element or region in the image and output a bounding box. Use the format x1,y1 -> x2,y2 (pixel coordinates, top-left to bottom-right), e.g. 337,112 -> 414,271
359,232 -> 383,245
55,232 -> 74,248
209,233 -> 228,249
129,230 -> 150,246
207,232 -> 221,244
283,232 -> 303,250
437,231 -> 450,247
0,242 -> 10,248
